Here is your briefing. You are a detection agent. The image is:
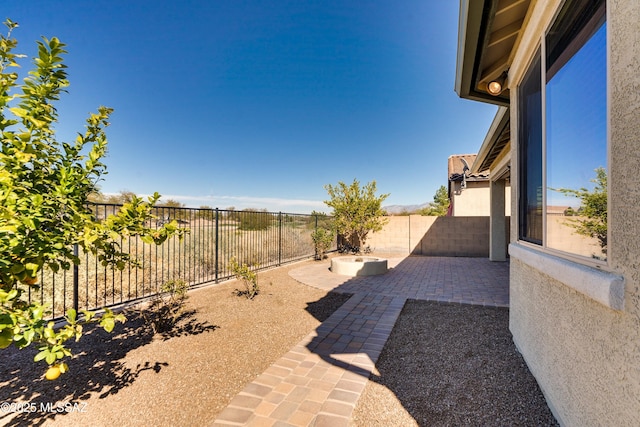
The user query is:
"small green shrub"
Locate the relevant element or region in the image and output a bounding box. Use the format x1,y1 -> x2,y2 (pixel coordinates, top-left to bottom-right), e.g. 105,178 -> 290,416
229,257 -> 259,299
311,228 -> 334,260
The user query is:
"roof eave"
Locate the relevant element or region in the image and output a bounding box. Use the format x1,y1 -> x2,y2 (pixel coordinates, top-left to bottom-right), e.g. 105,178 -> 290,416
454,0 -> 511,107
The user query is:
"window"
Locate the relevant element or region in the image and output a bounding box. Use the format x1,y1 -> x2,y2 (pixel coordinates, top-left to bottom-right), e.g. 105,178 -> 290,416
518,0 -> 607,261
518,51 -> 542,245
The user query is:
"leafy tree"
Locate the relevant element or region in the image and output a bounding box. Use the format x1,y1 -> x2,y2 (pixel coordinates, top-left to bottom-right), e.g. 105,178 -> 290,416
0,20 -> 184,376
554,167 -> 607,255
419,185 -> 450,216
323,179 -> 389,251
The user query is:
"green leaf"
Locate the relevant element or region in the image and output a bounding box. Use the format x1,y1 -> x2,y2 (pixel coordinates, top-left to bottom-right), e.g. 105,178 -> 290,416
7,289 -> 19,300
8,107 -> 27,118
0,329 -> 13,349
23,329 -> 35,344
81,310 -> 95,322
140,235 -> 154,245
32,305 -> 44,320
10,264 -> 25,274
34,350 -> 48,362
101,317 -> 115,333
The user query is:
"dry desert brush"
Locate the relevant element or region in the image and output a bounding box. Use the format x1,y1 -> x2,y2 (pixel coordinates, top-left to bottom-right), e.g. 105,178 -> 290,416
139,279 -> 189,334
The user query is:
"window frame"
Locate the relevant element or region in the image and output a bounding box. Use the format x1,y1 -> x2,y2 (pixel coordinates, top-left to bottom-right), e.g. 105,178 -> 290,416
515,0 -> 609,269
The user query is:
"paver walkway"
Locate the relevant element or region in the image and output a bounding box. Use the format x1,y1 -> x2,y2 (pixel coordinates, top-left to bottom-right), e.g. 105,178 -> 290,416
212,255 -> 509,426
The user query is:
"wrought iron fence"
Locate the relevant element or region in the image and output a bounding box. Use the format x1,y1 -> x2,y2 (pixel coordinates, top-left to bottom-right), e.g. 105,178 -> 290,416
27,205 -> 336,319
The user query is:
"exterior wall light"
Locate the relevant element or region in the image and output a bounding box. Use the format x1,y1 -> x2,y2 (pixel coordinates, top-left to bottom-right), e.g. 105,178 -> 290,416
487,71 -> 508,95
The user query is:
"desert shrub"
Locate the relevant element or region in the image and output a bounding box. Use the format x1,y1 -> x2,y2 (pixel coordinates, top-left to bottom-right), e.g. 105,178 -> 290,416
229,257 -> 259,299
238,209 -> 273,231
195,206 -> 215,220
311,228 -> 334,260
140,279 -> 188,334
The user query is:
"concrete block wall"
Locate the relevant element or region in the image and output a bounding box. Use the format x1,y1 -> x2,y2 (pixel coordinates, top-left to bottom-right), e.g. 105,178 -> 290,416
367,215 -> 505,257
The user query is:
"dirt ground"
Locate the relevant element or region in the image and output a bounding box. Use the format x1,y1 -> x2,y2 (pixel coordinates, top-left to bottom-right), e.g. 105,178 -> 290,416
0,258 -> 557,426
0,261 -> 350,427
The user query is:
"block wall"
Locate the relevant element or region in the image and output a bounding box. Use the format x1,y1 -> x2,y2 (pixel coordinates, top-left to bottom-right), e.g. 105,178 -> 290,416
366,215 -> 507,257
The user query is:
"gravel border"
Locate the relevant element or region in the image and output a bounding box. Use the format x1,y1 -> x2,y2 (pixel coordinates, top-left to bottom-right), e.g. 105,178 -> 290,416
351,300 -> 559,426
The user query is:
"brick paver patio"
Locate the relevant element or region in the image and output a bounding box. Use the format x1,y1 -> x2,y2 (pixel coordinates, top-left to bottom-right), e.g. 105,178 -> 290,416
212,255 -> 509,426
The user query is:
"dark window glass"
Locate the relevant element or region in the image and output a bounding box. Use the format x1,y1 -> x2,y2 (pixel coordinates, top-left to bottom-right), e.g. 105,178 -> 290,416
518,51 -> 543,244
546,0 -> 606,80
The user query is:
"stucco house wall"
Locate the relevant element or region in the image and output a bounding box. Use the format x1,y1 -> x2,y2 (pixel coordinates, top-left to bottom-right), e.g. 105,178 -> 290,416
506,0 -> 640,425
450,180 -> 511,217
450,181 -> 490,216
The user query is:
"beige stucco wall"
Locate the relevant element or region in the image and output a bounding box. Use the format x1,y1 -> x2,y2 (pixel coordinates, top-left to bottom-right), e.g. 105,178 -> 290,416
365,215 -> 509,257
508,0 -> 640,425
509,257 -> 639,426
450,181 -> 511,216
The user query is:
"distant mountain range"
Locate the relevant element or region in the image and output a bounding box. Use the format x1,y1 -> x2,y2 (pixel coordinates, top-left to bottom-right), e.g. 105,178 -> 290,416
383,203 -> 430,214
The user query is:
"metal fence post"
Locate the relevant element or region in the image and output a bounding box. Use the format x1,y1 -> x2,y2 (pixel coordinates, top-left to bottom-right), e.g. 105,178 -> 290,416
215,208 -> 219,283
278,212 -> 282,266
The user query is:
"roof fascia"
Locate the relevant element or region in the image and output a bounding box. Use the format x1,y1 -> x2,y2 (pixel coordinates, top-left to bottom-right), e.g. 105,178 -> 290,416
455,0 -> 511,106
470,106 -> 510,174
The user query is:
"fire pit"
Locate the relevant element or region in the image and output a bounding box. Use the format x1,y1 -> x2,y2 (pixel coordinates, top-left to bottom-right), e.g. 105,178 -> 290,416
330,256 -> 388,277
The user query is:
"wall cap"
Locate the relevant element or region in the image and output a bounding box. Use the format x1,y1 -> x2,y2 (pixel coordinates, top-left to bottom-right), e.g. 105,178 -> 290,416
509,243 -> 625,310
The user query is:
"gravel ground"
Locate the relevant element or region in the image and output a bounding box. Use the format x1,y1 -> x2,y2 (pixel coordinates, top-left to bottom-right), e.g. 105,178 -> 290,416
351,300 -> 559,426
1,259 -> 558,427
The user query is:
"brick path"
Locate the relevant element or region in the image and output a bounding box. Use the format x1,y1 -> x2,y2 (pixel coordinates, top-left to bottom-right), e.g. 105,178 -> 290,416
212,256 -> 509,426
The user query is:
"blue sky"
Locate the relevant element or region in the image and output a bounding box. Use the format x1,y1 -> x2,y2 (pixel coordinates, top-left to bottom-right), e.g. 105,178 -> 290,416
5,0 -> 497,213
546,23 -> 607,207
